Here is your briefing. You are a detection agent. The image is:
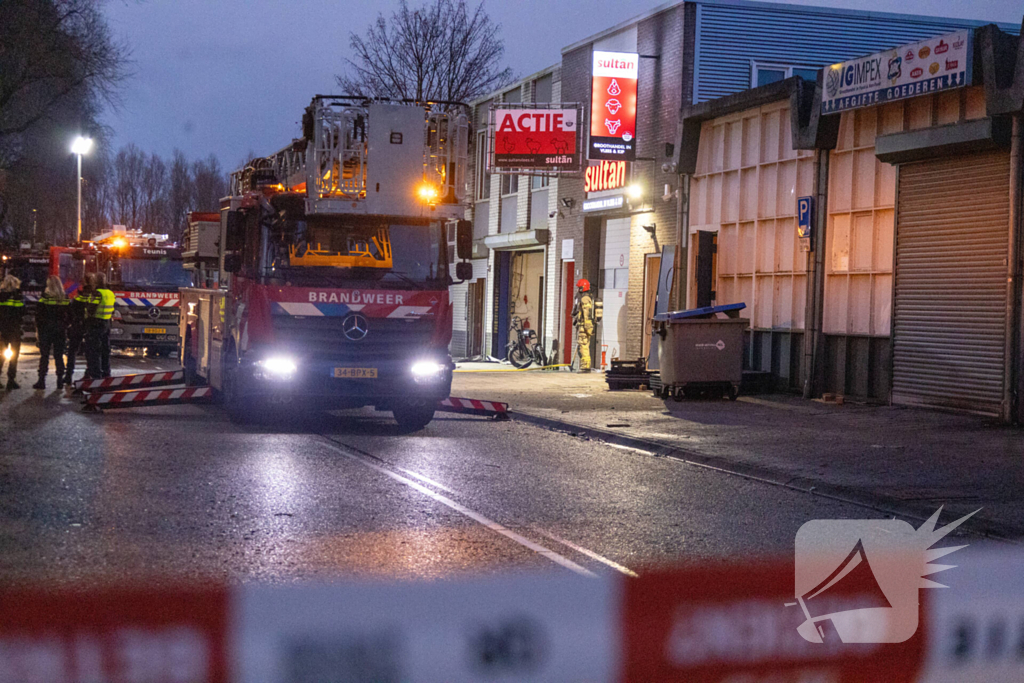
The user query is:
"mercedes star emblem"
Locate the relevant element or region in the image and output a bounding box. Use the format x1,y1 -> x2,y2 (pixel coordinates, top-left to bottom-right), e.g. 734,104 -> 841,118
342,313 -> 369,341
148,306 -> 162,320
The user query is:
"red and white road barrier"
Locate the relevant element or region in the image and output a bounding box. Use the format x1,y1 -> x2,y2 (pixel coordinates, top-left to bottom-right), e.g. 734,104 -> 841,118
85,385 -> 213,409
74,370 -> 184,392
0,547 -> 1021,681
439,396 -> 509,418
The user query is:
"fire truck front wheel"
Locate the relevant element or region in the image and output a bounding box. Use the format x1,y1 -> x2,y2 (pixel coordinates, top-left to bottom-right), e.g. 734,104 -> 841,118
221,354 -> 256,423
392,402 -> 436,433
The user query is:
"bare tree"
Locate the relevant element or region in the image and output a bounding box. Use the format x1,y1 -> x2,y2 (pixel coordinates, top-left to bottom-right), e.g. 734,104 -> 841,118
337,0 -> 513,103
82,146 -> 113,240
140,152 -> 168,232
111,143 -> 146,230
0,0 -> 129,161
191,155 -> 226,214
168,149 -> 193,241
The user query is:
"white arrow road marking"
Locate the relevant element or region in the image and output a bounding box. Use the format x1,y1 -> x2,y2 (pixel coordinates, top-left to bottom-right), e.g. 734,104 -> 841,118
317,439 -> 597,577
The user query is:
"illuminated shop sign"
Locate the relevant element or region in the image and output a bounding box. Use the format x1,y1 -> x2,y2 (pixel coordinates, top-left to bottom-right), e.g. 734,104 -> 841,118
589,51 -> 638,161
584,160 -> 628,193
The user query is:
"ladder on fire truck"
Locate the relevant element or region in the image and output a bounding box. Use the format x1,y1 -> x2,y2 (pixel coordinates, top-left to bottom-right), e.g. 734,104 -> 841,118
229,96 -> 469,216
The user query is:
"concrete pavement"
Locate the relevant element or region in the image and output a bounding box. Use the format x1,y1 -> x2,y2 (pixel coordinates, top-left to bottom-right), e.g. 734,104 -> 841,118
452,367 -> 1024,539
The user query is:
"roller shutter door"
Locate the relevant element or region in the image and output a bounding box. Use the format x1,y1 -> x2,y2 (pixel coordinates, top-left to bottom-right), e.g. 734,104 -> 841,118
892,151 -> 1010,416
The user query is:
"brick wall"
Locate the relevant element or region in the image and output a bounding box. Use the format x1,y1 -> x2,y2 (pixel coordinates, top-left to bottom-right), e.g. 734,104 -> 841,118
619,5 -> 688,360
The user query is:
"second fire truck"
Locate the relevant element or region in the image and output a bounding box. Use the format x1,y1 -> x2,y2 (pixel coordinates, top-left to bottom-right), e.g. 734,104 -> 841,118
52,231 -> 190,355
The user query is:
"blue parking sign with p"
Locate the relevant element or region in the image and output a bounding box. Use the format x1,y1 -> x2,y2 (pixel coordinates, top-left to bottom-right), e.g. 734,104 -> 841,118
797,196 -> 814,240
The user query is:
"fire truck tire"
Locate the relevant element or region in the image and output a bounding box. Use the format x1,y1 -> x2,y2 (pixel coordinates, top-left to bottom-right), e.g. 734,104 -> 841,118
221,353 -> 256,423
393,403 -> 436,432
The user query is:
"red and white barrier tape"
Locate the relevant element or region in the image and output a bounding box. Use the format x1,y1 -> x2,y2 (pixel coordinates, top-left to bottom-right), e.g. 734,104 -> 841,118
439,396 -> 509,416
85,385 -> 213,407
74,370 -> 184,392
0,548 -> 1019,681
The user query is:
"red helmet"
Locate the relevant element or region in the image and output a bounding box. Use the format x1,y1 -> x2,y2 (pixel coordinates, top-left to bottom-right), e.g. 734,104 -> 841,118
576,278 -> 590,292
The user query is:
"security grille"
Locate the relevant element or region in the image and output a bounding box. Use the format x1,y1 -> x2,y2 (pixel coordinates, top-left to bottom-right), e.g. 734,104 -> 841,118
892,151 -> 1011,416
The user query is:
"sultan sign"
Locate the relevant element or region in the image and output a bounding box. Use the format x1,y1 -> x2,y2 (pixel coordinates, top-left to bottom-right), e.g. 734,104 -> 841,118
590,51 -> 638,161
491,107 -> 580,172
822,30 -> 971,114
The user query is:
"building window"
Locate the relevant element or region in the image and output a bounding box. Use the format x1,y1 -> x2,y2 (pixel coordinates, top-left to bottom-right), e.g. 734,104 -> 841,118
503,87 -> 521,104
476,131 -> 490,200
534,74 -> 553,104
751,62 -> 820,88
531,175 -> 550,190
501,174 -> 519,196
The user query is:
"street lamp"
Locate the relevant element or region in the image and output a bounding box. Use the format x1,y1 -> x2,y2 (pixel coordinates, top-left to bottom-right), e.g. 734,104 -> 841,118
71,136 -> 93,242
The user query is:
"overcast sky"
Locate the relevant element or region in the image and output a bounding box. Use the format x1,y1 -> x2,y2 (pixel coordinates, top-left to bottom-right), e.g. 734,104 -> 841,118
101,0 -> 1020,170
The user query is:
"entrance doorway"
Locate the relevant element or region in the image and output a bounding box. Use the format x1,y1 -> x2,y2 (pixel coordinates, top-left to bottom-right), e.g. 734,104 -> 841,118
642,253 -> 661,359
493,249 -> 545,359
562,261 -> 575,364
467,280 -> 485,357
694,230 -> 718,309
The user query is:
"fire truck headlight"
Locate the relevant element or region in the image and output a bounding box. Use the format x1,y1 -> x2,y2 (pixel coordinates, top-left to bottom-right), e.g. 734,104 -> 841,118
2,346 -> 12,361
410,360 -> 446,382
257,356 -> 298,379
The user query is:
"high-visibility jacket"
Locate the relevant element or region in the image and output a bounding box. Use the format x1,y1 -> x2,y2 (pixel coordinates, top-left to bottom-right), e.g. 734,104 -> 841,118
93,288 -> 115,320
0,290 -> 25,334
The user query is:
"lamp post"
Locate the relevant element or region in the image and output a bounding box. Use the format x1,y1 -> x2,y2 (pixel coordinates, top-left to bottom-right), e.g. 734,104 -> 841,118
71,136 -> 93,242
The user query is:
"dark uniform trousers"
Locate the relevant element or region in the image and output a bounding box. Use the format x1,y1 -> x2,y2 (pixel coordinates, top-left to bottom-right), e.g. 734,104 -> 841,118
0,292 -> 24,382
85,319 -> 111,379
37,326 -> 66,381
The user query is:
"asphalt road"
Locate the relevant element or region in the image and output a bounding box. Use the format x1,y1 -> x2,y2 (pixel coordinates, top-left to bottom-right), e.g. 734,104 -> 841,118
0,350 -> 908,586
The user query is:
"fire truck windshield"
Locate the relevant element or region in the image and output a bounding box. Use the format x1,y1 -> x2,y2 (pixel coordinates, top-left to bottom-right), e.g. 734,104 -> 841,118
6,262 -> 49,289
266,216 -> 446,289
115,258 -> 192,288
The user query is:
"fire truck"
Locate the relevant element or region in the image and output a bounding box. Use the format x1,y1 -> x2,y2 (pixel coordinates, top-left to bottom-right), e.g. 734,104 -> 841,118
52,231 -> 190,355
180,96 -> 473,429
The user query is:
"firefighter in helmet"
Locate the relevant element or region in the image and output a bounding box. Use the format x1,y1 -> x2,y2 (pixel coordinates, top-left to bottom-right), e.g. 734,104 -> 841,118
571,278 -> 595,372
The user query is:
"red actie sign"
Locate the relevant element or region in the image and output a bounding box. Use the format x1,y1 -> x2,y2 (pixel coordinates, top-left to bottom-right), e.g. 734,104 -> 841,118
492,108 -> 579,171
590,51 -> 638,161
584,160 -> 628,193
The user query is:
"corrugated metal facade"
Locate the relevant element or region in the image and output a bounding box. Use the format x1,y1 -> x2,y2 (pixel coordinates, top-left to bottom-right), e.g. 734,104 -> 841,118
694,2 -> 1015,103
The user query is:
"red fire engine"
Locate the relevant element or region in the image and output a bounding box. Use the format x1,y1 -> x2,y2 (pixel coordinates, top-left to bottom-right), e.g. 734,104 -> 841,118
180,97 -> 473,429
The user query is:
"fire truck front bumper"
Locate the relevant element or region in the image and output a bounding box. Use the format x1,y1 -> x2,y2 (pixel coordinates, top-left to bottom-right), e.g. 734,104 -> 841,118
236,353 -> 455,409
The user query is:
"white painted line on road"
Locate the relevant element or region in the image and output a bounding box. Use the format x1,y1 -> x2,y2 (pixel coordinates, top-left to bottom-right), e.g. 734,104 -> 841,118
396,467 -> 459,495
607,442 -> 655,457
317,439 -> 597,577
530,526 -> 639,578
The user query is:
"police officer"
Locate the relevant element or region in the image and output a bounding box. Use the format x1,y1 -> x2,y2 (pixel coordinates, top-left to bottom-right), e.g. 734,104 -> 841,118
33,276 -> 69,390
571,278 -> 595,373
0,274 -> 25,390
83,272 -> 115,379
63,280 -> 90,390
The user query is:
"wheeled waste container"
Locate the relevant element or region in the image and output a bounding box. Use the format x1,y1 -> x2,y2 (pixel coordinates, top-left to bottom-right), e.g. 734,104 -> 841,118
652,303 -> 748,401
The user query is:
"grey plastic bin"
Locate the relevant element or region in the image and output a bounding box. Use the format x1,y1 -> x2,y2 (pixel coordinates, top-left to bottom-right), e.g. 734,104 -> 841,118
653,303 -> 748,400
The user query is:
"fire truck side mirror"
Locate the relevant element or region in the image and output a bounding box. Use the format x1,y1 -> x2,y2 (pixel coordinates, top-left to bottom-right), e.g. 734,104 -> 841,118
454,261 -> 473,282
456,220 -> 473,261
223,253 -> 241,273
225,211 -> 244,252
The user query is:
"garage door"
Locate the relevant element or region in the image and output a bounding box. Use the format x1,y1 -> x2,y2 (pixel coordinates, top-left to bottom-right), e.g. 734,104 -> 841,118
892,151 -> 1010,416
